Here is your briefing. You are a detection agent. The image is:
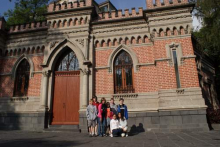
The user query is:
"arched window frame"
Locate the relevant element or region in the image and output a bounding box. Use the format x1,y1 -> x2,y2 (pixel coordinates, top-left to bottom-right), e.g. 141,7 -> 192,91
113,50 -> 135,94
107,44 -> 139,73
13,59 -> 30,97
55,49 -> 79,71
11,55 -> 35,79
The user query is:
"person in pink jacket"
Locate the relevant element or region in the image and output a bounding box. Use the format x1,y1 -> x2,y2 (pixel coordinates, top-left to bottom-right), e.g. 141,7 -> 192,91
98,97 -> 107,137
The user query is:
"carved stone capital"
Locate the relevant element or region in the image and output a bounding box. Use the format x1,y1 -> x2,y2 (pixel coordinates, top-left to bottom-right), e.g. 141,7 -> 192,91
42,71 -> 51,77
80,68 -> 90,75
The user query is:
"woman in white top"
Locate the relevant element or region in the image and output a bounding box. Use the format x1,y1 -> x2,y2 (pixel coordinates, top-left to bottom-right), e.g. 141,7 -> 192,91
118,112 -> 128,137
110,114 -> 123,137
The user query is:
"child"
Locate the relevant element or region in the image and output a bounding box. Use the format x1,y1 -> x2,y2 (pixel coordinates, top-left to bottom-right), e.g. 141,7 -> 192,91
86,99 -> 98,137
118,112 -> 128,137
110,114 -> 123,137
117,98 -> 128,120
110,98 -> 118,115
92,96 -> 100,136
98,97 -> 107,137
106,102 -> 113,136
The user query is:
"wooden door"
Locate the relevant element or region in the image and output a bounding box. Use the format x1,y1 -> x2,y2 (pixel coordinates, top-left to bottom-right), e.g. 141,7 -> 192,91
52,71 -> 80,125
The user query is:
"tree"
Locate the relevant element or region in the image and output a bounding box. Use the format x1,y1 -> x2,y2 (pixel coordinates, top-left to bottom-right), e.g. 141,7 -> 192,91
4,0 -> 49,26
192,0 -> 220,102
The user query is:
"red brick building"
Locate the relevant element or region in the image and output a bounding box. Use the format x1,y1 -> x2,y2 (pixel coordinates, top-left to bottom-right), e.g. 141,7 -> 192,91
0,0 -> 218,132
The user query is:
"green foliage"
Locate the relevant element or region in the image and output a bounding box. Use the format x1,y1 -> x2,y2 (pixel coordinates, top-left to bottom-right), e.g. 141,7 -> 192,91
193,0 -> 220,100
4,0 -> 49,26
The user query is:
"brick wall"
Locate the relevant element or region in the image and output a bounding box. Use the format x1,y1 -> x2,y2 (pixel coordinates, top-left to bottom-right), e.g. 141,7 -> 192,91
95,36 -> 199,95
0,55 -> 43,97
95,69 -> 114,95
0,76 -> 14,97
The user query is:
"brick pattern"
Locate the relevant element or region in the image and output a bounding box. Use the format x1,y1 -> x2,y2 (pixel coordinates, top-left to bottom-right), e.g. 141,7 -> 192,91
32,56 -> 43,71
0,76 -> 14,97
134,66 -> 158,92
0,58 -> 16,73
28,74 -> 42,96
95,37 -> 199,94
95,49 -> 112,67
95,69 -> 114,95
179,59 -> 199,88
0,56 -> 43,97
132,46 -> 154,63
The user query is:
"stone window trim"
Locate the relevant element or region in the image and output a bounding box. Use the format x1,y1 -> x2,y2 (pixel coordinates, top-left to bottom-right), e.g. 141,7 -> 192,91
42,39 -> 86,70
107,44 -> 139,73
165,42 -> 183,66
11,54 -> 35,79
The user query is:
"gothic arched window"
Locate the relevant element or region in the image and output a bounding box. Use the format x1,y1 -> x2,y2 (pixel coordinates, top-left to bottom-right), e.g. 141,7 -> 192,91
114,50 -> 134,94
14,59 -> 30,97
56,50 -> 79,71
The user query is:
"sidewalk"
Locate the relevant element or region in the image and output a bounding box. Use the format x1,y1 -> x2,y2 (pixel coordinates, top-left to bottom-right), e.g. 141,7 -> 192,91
0,130 -> 220,147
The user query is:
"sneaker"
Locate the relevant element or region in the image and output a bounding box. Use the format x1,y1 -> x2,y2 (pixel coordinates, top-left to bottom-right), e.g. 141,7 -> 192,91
121,133 -> 125,137
110,134 -> 113,137
126,134 -> 128,137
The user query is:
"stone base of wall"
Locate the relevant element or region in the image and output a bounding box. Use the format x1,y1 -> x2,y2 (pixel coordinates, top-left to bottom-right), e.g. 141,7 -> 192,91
79,111 -> 88,133
0,112 -> 46,131
79,109 -> 209,133
0,109 -> 209,132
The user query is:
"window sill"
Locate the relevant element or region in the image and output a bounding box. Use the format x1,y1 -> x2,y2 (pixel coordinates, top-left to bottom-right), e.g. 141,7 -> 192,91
11,97 -> 29,102
112,93 -> 138,99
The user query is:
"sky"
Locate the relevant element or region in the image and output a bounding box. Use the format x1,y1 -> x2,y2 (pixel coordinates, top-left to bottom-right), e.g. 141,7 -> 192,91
0,0 -> 201,30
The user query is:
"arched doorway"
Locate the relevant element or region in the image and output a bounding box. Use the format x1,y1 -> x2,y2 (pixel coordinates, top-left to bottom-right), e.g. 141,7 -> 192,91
51,48 -> 80,125
114,50 -> 134,94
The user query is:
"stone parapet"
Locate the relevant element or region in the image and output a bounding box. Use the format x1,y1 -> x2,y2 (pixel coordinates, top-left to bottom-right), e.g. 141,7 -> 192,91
9,22 -> 47,33
96,8 -> 143,22
47,0 -> 92,13
147,0 -> 189,9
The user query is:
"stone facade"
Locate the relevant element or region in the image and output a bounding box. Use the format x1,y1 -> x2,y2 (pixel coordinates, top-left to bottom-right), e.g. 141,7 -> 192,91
0,0 -> 217,132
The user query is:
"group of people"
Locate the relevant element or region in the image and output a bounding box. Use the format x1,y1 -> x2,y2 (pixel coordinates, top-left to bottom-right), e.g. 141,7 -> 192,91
86,96 -> 128,137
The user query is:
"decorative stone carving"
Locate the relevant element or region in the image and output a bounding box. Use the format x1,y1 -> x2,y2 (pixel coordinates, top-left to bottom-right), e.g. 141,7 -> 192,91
80,68 -> 90,75
42,71 -> 51,77
113,94 -> 138,99
50,41 -> 59,49
11,97 -> 29,102
169,42 -> 179,49
75,39 -> 84,47
176,89 -> 184,94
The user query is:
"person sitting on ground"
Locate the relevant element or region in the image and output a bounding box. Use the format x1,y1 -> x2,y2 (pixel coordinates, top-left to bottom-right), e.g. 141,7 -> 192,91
110,114 -> 123,137
118,112 -> 128,137
86,99 -> 98,137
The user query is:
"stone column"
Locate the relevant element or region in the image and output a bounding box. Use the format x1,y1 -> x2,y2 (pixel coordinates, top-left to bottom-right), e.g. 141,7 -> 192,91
39,70 -> 50,111
81,68 -> 89,109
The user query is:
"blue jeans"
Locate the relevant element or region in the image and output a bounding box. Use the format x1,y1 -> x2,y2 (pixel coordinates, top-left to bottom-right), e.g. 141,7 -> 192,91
112,128 -> 123,137
97,117 -> 101,136
98,117 -> 106,136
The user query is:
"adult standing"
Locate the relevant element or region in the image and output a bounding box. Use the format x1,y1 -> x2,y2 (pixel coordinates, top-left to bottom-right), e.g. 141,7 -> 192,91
110,98 -> 118,115
98,97 -> 107,137
117,98 -> 128,120
92,96 -> 99,136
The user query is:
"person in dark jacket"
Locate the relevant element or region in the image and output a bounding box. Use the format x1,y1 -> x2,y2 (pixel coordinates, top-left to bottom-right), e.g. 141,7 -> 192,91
117,98 -> 128,120
98,97 -> 107,137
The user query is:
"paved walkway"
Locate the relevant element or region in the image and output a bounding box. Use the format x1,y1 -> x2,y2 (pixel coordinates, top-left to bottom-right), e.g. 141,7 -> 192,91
0,131 -> 220,147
